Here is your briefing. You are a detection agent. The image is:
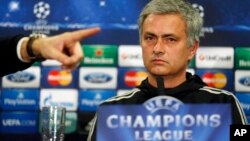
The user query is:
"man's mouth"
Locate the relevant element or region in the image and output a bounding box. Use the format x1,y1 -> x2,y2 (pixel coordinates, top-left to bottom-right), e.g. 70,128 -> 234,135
152,59 -> 168,64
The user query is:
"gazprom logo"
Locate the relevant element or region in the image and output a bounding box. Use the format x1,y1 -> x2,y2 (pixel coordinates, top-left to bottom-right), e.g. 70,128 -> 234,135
84,73 -> 112,83
143,96 -> 183,113
43,94 -> 52,106
6,72 -> 35,83
239,76 -> 250,87
43,94 -> 74,108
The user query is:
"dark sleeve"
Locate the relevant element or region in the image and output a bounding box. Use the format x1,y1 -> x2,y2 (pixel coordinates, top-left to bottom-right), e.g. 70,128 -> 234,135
0,35 -> 33,77
87,114 -> 97,141
229,95 -> 248,124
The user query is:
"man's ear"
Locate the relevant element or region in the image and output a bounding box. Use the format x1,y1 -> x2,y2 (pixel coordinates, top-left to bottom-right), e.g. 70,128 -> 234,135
188,41 -> 199,60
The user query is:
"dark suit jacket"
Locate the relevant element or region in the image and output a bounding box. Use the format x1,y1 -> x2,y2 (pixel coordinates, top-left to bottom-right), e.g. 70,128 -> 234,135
0,35 -> 32,77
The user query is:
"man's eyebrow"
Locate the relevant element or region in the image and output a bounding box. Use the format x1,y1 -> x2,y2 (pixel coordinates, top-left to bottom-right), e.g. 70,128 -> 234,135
144,32 -> 156,37
144,32 -> 176,38
162,33 -> 176,38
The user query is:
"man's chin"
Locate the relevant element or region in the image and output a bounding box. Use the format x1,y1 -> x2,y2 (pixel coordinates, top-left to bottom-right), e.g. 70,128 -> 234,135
150,70 -> 169,76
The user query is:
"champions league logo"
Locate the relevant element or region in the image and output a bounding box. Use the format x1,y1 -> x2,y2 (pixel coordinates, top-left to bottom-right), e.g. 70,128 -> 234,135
192,3 -> 204,18
97,96 -> 231,141
24,1 -> 59,34
191,3 -> 214,37
34,1 -> 50,19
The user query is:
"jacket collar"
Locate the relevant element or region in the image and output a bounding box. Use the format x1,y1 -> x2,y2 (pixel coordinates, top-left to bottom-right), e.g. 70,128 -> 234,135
137,72 -> 206,98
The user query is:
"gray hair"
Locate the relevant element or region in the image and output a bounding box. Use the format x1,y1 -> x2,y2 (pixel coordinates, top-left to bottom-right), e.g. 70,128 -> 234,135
138,0 -> 203,47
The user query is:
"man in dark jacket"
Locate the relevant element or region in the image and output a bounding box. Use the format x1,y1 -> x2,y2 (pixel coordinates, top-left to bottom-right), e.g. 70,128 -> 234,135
0,27 -> 100,77
87,0 -> 247,140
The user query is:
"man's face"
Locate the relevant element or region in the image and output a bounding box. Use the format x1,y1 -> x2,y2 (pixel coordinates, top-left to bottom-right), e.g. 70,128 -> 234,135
141,14 -> 196,77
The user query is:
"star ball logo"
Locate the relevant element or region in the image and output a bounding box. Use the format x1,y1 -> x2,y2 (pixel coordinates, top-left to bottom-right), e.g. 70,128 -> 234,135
47,70 -> 72,86
33,1 -> 50,19
192,3 -> 204,18
23,1 -> 59,34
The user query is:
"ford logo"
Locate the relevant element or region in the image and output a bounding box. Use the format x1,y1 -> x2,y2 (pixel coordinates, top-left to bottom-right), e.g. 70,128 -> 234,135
6,72 -> 35,83
239,76 -> 250,87
84,73 -> 112,83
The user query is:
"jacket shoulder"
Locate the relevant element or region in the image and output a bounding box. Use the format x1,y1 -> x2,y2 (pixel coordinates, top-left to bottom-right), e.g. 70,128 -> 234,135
199,86 -> 234,96
101,88 -> 141,105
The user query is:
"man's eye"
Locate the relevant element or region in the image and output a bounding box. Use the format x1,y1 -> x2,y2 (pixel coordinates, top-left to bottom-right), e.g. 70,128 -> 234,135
166,37 -> 177,43
168,38 -> 176,41
145,36 -> 154,40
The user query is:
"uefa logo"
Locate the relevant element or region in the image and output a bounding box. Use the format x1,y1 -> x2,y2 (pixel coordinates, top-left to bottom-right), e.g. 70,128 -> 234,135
143,96 -> 184,113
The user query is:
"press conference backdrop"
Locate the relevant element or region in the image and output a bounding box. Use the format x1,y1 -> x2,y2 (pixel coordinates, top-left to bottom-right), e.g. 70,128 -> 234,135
0,0 -> 250,141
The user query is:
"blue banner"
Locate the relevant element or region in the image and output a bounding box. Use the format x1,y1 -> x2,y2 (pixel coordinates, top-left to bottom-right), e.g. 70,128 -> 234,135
78,90 -> 116,112
236,93 -> 250,116
0,0 -> 250,45
97,96 -> 231,141
0,112 -> 38,133
1,89 -> 39,111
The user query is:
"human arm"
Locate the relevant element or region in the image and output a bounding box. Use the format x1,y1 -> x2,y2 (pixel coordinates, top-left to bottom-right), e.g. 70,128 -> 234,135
230,96 -> 248,124
0,35 -> 32,77
20,27 -> 100,70
0,27 -> 100,77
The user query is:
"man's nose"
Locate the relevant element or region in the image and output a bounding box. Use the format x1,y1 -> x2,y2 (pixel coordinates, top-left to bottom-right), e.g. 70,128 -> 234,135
153,39 -> 165,54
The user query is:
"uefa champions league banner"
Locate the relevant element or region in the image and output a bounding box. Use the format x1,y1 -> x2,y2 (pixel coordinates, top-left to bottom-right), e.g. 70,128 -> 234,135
0,0 -> 250,44
0,0 -> 147,35
97,96 -> 231,141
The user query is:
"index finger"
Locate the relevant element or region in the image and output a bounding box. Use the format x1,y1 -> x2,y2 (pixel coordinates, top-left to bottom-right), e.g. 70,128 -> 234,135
68,27 -> 101,41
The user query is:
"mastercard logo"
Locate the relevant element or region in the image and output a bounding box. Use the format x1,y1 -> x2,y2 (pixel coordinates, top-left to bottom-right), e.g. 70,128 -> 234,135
47,70 -> 72,86
124,71 -> 147,87
202,72 -> 227,88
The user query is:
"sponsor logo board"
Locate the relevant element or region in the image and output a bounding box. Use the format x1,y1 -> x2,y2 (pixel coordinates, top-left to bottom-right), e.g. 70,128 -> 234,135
40,89 -> 78,111
235,93 -> 250,115
196,69 -> 234,91
79,90 -> 116,112
81,45 -> 118,66
196,47 -> 234,68
79,67 -> 117,89
118,45 -> 143,67
0,112 -> 38,133
235,70 -> 250,92
41,67 -> 78,88
2,67 -> 40,88
235,48 -> 250,69
118,68 -> 147,89
1,89 -> 39,110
